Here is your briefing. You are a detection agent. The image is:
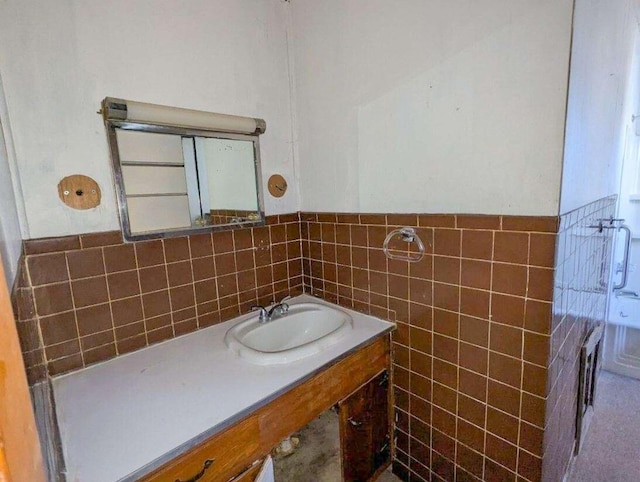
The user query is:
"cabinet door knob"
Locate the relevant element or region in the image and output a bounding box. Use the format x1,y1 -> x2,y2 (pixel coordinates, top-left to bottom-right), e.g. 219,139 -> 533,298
348,417 -> 363,427
379,371 -> 389,387
175,458 -> 215,482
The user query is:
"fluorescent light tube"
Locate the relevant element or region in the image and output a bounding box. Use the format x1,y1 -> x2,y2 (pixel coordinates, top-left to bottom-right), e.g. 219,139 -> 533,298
101,97 -> 266,135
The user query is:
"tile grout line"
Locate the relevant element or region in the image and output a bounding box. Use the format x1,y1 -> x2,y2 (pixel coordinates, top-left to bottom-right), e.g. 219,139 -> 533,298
230,229 -> 244,319
25,258 -> 47,375
453,216 -> 462,482
161,240 -> 177,339
482,229 -> 496,481
187,235 -> 199,331
133,241 -> 150,347
515,232 -> 533,478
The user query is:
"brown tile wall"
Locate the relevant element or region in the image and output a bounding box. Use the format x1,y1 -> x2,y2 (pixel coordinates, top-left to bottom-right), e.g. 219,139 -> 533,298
542,196 -> 616,482
16,207 -> 610,482
300,212 -> 557,482
12,214 -> 303,383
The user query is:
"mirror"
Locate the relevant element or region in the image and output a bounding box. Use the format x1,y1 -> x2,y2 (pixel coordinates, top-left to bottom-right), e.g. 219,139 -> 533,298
106,122 -> 264,241
196,137 -> 260,224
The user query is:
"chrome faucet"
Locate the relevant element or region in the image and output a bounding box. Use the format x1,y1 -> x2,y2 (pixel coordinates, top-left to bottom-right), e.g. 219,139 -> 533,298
251,306 -> 270,323
251,296 -> 291,323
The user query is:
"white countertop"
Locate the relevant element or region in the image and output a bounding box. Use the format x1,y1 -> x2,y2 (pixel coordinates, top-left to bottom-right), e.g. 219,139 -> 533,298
52,295 -> 394,482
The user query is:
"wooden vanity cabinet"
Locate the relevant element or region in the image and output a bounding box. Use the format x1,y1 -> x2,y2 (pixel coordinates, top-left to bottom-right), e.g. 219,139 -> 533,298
141,336 -> 391,482
339,370 -> 390,482
142,415 -> 261,482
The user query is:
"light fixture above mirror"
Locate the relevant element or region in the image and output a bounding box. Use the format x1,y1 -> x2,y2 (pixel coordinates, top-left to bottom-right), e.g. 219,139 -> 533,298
102,97 -> 266,135
101,97 -> 267,241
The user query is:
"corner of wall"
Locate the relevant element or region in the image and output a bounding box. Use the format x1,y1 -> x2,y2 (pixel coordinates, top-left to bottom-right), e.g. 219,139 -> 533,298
0,69 -> 28,286
283,0 -> 302,214
0,70 -> 29,239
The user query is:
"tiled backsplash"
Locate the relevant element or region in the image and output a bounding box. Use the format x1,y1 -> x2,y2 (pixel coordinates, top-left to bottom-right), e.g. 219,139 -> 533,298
542,196 -> 616,482
300,213 -> 557,482
12,214 -> 303,383
18,208 -> 616,482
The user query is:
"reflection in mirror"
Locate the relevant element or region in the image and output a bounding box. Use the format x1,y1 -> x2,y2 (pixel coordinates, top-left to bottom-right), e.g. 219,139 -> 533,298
195,137 -> 260,225
108,124 -> 264,241
117,130 -> 194,233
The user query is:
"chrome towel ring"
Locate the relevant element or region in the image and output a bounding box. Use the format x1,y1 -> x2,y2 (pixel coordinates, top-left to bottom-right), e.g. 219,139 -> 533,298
382,227 -> 426,263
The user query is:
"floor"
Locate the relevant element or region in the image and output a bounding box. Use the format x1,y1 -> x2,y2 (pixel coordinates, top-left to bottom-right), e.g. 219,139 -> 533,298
377,467 -> 403,482
273,409 -> 401,482
569,371 -> 640,482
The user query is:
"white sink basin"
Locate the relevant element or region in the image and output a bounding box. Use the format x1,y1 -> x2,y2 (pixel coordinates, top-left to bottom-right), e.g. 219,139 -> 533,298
224,302 -> 353,365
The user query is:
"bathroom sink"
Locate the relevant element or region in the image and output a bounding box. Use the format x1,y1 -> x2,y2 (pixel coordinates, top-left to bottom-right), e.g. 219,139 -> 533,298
224,302 -> 353,365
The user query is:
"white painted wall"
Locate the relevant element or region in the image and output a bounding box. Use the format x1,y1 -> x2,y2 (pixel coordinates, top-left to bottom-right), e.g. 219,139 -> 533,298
0,0 -> 297,239
561,0 -> 640,214
202,138 -> 258,211
291,0 -> 574,215
0,75 -> 24,287
0,127 -> 22,286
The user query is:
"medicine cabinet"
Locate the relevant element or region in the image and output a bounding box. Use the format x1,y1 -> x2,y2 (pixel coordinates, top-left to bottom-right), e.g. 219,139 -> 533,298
102,97 -> 266,241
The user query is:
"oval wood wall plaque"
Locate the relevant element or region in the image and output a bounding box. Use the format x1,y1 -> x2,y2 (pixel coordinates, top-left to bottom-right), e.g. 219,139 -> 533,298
267,174 -> 287,198
57,175 -> 101,210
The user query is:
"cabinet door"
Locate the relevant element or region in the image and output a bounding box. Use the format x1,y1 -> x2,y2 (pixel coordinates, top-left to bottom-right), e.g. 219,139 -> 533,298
339,370 -> 390,482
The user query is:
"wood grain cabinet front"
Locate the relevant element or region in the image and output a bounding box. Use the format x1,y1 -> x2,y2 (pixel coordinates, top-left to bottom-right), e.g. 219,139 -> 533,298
141,336 -> 391,482
141,415 -> 260,482
339,370 -> 391,482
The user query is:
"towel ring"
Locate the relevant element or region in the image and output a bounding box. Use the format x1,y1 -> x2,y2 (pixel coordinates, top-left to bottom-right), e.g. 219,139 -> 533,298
383,227 -> 425,263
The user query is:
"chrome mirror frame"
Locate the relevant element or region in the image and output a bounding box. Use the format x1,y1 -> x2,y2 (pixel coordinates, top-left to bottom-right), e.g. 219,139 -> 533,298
105,120 -> 266,242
